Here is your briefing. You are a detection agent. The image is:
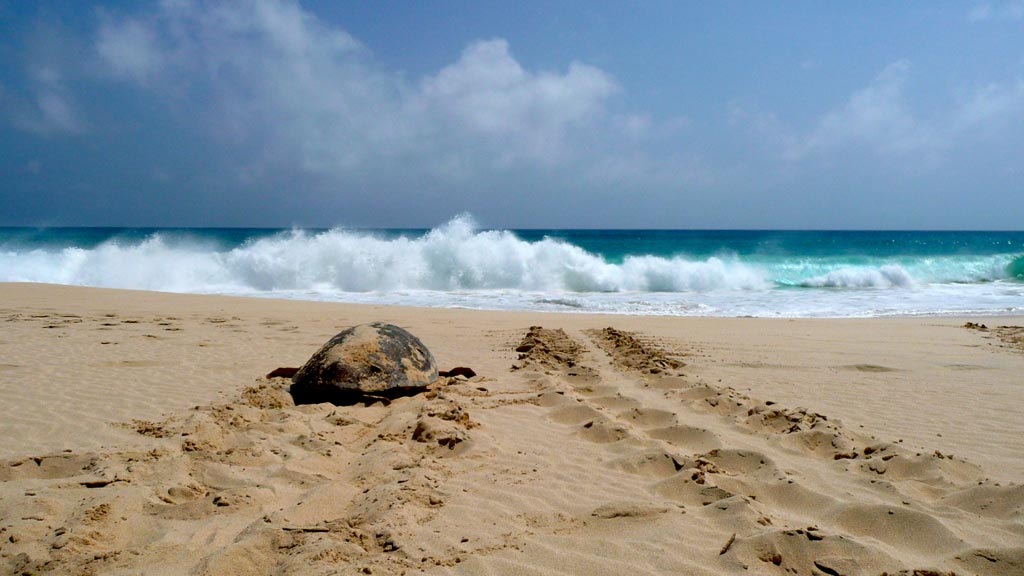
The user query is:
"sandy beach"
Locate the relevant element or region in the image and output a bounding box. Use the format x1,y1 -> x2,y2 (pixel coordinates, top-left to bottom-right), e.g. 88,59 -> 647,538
1,282 -> 1022,575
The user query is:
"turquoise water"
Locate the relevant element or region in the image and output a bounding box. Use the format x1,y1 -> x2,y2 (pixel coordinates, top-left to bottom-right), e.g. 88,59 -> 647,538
2,217 -> 1022,317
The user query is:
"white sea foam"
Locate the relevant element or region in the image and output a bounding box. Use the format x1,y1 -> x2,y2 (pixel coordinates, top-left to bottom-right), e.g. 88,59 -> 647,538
0,217 -> 771,294
1,217 -> 1021,317
801,265 -> 914,288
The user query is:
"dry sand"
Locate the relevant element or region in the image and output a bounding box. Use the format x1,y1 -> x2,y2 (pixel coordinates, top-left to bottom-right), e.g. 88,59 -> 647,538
0,283 -> 1022,575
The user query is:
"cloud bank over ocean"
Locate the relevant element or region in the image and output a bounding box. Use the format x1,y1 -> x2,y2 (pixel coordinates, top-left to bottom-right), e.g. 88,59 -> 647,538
1,2 -> 1023,228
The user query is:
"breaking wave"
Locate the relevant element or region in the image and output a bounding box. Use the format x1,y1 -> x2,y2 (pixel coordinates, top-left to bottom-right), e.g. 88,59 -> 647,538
800,265 -> 915,288
0,217 -> 775,294
0,217 -> 1020,308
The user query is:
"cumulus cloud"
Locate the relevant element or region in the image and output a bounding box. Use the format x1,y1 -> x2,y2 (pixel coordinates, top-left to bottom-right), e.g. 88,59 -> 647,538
92,0 -> 633,181
417,40 -> 617,164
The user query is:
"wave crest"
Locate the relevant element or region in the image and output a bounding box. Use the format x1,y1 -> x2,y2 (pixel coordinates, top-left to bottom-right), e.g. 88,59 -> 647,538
801,265 -> 914,288
1,219 -> 1020,302
0,217 -> 770,294
1008,256 -> 1024,279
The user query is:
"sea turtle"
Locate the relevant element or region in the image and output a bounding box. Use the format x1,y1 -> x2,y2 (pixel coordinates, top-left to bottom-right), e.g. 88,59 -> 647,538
291,322 -> 438,402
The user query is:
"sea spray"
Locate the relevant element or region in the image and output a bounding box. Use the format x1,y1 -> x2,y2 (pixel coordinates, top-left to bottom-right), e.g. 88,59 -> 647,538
800,265 -> 914,288
1,218 -> 1022,317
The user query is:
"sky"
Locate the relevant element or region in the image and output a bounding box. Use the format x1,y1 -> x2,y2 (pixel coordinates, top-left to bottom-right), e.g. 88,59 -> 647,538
1,1 -> 1023,229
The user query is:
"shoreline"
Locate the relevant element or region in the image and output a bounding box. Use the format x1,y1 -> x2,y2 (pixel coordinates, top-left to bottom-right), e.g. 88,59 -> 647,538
2,282 -> 1022,574
5,281 -> 1024,320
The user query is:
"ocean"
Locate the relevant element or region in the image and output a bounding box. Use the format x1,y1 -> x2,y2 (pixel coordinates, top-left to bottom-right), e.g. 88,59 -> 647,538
2,216 -> 1022,318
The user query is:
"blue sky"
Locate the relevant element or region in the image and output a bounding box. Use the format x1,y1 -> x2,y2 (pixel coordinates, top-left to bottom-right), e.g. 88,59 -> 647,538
1,1 -> 1023,228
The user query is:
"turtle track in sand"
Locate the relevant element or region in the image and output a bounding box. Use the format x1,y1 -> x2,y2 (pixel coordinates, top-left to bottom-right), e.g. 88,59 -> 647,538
3,322 -> 1021,575
0,375 -> 483,575
510,325 -> 594,377
501,325 -> 1024,575
585,327 -> 685,375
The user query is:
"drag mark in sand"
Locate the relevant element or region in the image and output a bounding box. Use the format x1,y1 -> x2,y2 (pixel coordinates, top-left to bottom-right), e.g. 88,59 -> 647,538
584,327 -> 686,375
507,325 -> 1024,575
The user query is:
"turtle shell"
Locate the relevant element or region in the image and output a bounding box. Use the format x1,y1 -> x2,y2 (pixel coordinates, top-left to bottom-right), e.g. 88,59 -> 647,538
292,322 -> 438,395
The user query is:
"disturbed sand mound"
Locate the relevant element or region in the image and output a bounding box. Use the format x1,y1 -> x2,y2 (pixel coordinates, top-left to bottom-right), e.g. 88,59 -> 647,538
0,375 -> 479,574
964,322 -> 1024,354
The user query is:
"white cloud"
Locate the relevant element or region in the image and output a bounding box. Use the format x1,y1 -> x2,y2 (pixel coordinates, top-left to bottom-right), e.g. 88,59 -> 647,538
734,59 -> 1024,171
93,0 -> 407,174
91,1 -> 633,180
417,39 -> 618,164
954,80 -> 1024,130
729,101 -> 782,132
793,60 -> 941,159
421,40 -> 615,135
1,16 -> 88,137
616,114 -> 652,140
11,67 -> 85,136
96,13 -> 164,81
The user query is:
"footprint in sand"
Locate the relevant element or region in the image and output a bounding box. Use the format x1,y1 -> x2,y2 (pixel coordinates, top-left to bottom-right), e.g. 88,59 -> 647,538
617,407 -> 678,429
0,453 -> 97,481
608,450 -> 684,479
648,424 -> 722,453
578,419 -> 632,444
843,363 -> 899,373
